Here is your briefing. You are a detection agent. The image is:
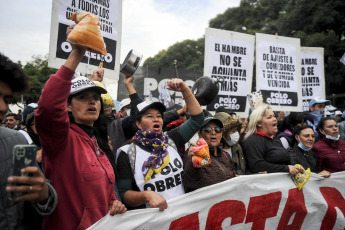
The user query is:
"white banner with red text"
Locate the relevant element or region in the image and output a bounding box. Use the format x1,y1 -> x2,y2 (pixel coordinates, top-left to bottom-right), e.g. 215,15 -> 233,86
88,172 -> 345,230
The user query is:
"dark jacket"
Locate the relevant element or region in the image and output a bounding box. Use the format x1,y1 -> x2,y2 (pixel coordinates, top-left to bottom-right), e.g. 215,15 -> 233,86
183,147 -> 236,192
230,143 -> 246,175
242,133 -> 290,173
288,143 -> 318,173
277,131 -> 294,148
0,127 -> 57,230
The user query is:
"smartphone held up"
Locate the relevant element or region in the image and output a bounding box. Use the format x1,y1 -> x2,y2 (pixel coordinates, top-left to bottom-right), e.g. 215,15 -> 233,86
10,145 -> 37,198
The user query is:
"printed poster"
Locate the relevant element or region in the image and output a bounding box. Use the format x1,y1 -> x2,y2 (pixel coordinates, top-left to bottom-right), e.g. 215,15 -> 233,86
256,33 -> 302,112
204,28 -> 255,117
48,0 -> 122,79
300,47 -> 325,111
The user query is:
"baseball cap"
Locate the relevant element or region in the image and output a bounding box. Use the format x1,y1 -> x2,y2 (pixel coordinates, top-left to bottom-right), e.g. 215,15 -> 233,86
215,106 -> 236,116
119,98 -> 131,111
22,103 -> 38,122
93,81 -> 115,107
325,105 -> 337,112
137,101 -> 166,115
334,110 -> 342,116
214,112 -> 231,125
201,116 -> 224,130
70,76 -> 107,96
309,97 -> 331,107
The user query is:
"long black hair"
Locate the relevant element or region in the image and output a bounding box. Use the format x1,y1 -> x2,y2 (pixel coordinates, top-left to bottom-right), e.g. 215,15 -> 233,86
67,94 -> 116,171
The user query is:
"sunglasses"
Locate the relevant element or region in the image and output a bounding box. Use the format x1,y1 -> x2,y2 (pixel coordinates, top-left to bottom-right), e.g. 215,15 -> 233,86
202,126 -> 222,133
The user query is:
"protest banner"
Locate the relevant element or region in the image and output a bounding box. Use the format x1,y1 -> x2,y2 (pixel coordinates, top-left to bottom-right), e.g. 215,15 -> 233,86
300,47 -> 325,111
48,0 -> 122,79
204,28 -> 255,117
256,33 -> 302,112
88,172 -> 345,230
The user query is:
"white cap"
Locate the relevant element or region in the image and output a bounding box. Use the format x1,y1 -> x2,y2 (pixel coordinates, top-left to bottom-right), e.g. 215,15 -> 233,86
137,101 -> 166,114
70,76 -> 107,95
325,105 -> 337,112
119,98 -> 131,111
335,110 -> 342,116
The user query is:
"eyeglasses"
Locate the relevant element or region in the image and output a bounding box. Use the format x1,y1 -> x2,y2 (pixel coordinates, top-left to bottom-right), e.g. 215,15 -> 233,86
202,126 -> 222,133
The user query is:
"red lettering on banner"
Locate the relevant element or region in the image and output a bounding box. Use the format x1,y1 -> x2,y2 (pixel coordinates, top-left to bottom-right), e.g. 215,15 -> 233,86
245,191 -> 282,229
205,200 -> 246,229
169,212 -> 199,230
320,187 -> 345,230
277,188 -> 307,229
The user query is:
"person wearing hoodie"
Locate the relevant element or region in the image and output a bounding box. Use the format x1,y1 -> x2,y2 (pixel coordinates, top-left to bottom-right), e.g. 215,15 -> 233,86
35,25 -> 126,230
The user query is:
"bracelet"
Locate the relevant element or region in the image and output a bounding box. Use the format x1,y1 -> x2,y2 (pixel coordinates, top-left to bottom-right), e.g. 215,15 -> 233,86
183,93 -> 194,100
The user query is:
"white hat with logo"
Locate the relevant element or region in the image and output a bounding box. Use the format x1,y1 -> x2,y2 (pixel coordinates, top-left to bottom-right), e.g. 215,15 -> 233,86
70,76 -> 107,95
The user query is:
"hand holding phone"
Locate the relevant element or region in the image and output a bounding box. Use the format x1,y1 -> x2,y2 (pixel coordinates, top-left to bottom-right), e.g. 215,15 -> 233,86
7,145 -> 50,203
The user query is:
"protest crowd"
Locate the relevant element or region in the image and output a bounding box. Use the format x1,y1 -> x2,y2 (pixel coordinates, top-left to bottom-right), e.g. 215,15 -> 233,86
1,13 -> 345,230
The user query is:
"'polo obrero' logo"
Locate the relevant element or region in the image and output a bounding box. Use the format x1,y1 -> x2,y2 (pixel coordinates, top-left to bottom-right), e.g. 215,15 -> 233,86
72,79 -> 95,89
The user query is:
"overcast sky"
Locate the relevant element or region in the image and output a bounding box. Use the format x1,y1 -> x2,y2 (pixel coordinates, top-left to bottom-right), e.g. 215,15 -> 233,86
0,0 -> 240,64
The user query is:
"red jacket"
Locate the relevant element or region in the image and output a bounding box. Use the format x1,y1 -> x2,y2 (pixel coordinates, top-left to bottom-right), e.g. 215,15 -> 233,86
313,137 -> 345,173
36,66 -> 116,230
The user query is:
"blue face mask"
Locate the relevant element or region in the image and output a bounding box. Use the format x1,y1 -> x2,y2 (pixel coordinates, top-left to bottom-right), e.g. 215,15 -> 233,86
298,142 -> 312,151
297,136 -> 312,151
326,134 -> 340,141
309,110 -> 324,125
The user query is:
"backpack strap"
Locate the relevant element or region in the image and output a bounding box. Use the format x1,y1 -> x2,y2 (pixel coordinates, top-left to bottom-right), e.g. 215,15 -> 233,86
126,143 -> 136,174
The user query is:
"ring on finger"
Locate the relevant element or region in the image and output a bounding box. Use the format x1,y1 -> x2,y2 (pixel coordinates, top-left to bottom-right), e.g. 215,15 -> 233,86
29,185 -> 33,192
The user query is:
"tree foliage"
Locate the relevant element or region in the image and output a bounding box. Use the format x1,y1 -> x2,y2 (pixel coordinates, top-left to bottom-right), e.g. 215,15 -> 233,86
143,38 -> 205,70
144,0 -> 345,95
15,55 -> 57,105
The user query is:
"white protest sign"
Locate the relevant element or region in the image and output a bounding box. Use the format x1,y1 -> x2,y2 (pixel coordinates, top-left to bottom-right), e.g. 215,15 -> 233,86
256,33 -> 302,112
204,28 -> 255,117
48,0 -> 122,79
88,172 -> 345,230
300,47 -> 325,111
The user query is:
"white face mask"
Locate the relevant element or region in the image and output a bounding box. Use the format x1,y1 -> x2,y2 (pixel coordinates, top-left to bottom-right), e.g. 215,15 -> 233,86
226,131 -> 240,146
125,109 -> 131,117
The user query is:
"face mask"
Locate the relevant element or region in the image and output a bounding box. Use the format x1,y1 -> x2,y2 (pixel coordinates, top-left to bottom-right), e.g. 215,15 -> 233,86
325,134 -> 340,141
309,110 -> 324,125
226,131 -> 239,146
125,109 -> 131,117
297,136 -> 312,151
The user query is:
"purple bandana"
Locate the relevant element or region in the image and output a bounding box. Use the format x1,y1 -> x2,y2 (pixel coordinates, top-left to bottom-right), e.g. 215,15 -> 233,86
135,129 -> 170,182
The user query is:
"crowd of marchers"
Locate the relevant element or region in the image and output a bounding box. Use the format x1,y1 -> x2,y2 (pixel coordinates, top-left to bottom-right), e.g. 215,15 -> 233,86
1,26 -> 345,230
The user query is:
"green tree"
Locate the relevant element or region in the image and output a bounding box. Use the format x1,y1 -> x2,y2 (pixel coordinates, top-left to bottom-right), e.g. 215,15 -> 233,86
145,0 -> 345,96
143,38 -> 205,70
15,55 -> 57,105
